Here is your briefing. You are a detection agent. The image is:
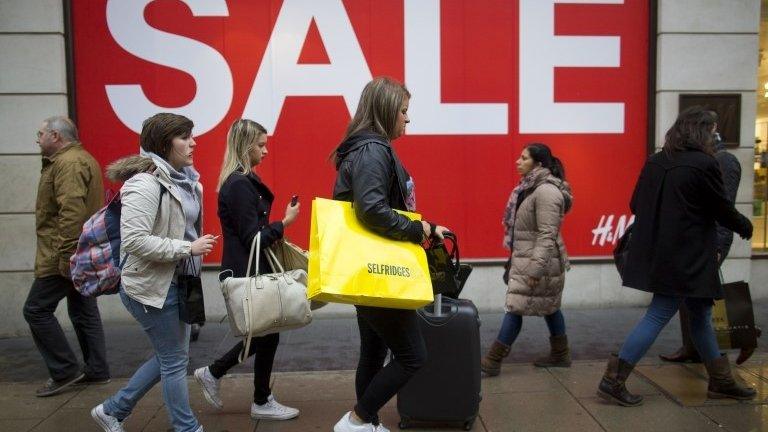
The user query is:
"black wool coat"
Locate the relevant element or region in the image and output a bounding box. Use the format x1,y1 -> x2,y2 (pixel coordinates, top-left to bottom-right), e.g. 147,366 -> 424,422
218,172 -> 284,278
622,147 -> 752,299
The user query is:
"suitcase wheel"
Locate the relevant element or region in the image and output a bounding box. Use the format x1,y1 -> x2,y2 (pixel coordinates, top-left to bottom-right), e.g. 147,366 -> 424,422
463,420 -> 474,431
398,419 -> 409,430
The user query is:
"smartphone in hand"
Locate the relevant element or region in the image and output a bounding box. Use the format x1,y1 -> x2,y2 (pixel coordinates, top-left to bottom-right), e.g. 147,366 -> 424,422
290,195 -> 299,206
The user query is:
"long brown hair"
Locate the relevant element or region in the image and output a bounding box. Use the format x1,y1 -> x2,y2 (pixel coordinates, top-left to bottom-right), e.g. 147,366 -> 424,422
331,77 -> 410,164
663,106 -> 717,156
217,119 -> 267,190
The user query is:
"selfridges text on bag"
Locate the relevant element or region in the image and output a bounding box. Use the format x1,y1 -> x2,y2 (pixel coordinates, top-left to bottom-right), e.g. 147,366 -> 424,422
219,232 -> 312,362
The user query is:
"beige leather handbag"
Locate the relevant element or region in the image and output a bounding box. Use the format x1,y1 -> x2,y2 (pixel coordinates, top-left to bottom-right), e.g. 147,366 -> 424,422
219,232 -> 312,361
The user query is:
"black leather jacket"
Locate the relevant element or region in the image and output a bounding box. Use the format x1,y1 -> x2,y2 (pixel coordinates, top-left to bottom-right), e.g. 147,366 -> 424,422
333,132 -> 423,244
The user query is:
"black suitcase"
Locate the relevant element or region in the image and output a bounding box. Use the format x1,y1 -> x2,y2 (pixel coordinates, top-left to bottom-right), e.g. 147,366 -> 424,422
397,295 -> 481,430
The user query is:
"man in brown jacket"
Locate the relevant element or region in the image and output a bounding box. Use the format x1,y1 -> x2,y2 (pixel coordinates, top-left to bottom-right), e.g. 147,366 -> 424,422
23,116 -> 110,397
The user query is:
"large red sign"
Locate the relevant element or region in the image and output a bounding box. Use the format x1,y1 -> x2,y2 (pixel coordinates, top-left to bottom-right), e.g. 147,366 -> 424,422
71,0 -> 649,261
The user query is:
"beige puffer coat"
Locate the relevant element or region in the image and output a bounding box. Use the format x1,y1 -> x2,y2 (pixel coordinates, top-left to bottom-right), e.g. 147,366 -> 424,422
506,168 -> 572,316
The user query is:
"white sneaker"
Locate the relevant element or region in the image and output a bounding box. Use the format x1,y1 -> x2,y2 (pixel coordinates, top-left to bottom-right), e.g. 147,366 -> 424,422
375,422 -> 390,432
250,394 -> 300,420
91,404 -> 125,432
194,367 -> 223,409
333,411 -> 376,432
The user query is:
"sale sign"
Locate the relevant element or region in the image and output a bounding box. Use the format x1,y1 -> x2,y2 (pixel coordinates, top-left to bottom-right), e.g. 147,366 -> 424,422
71,0 -> 649,261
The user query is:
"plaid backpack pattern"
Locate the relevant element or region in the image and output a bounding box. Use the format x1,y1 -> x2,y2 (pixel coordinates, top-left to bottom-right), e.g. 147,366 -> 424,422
69,195 -> 124,297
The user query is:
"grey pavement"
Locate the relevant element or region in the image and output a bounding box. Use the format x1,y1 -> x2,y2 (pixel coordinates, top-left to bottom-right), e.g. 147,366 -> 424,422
2,302 -> 768,382
2,303 -> 768,431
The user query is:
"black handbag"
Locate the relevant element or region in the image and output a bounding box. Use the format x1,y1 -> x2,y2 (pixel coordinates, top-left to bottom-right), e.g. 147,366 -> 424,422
613,223 -> 633,279
425,232 -> 472,298
177,257 -> 206,325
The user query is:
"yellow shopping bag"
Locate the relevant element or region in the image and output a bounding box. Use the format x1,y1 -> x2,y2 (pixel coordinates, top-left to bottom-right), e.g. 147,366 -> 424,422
307,198 -> 433,309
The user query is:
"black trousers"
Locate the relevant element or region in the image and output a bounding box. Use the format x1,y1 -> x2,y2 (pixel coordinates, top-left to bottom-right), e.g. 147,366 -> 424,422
354,306 -> 427,425
209,333 -> 279,405
23,275 -> 109,381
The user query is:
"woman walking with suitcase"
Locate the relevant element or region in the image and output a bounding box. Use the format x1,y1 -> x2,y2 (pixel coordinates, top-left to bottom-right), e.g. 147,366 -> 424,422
597,106 -> 755,406
481,143 -> 573,376
331,77 -> 450,432
192,119 -> 301,420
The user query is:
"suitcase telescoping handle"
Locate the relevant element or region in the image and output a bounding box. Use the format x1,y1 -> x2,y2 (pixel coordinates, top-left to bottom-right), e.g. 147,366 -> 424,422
432,231 -> 458,317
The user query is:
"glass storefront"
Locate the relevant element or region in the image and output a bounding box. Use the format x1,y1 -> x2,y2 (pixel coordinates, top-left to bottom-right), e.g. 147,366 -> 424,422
755,122 -> 768,249
754,2 -> 768,251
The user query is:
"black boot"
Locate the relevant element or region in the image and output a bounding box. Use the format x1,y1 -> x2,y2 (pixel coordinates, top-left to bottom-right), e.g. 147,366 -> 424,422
704,354 -> 756,400
597,354 -> 643,407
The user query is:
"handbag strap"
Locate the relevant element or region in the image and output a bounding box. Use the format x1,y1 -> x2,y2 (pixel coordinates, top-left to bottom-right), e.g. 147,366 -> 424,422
239,233 -> 262,363
245,232 -> 263,278
240,293 -> 252,363
265,246 -> 285,274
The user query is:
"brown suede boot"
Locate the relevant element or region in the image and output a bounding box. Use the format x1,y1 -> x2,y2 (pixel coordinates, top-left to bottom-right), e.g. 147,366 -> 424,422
704,354 -> 756,400
597,354 -> 643,407
481,340 -> 511,377
533,334 -> 572,368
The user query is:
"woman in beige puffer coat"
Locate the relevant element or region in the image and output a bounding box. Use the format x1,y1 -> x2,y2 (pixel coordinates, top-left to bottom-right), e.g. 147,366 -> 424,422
481,143 -> 573,376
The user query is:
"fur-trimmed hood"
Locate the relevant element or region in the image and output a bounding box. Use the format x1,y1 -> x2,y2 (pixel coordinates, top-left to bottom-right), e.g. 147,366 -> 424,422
106,155 -> 156,182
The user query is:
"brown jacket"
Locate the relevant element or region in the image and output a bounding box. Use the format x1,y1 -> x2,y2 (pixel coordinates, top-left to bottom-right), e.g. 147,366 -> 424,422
506,168 -> 572,316
35,142 -> 103,278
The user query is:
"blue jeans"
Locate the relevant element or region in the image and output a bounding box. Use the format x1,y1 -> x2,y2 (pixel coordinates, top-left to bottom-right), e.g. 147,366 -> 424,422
496,310 -> 566,346
103,284 -> 199,432
619,293 -> 720,364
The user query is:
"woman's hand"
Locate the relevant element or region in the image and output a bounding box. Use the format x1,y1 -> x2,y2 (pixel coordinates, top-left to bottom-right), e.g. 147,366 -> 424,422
526,276 -> 540,288
191,234 -> 218,256
282,201 -> 300,227
421,221 -> 451,240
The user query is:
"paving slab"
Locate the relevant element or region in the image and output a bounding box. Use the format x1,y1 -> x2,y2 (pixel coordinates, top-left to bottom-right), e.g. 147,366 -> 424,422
0,382 -> 77,420
636,363 -> 711,406
683,362 -> 768,405
579,394 -> 722,432
146,411 -> 257,432
31,406 -> 161,432
253,399 -> 357,432
697,404 -> 768,431
60,381 -> 163,410
479,390 -> 603,432
0,419 -> 41,432
270,370 -> 357,402
481,363 -> 564,395
549,361 -> 660,398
